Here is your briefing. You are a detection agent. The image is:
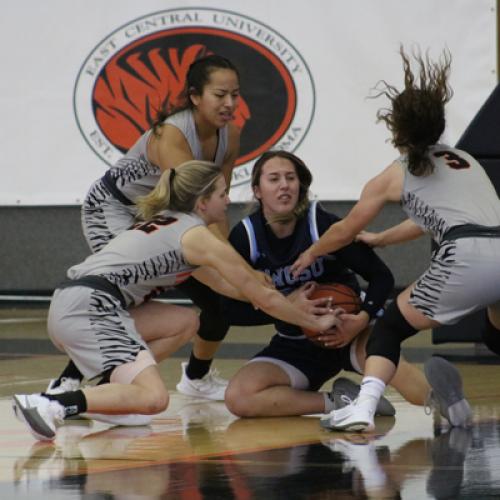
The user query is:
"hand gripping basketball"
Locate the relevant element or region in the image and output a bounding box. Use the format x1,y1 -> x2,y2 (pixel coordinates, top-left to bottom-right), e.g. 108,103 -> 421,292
302,283 -> 361,346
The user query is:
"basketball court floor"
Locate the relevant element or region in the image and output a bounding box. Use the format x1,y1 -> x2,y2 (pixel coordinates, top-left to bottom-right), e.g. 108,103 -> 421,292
1,304 -> 500,499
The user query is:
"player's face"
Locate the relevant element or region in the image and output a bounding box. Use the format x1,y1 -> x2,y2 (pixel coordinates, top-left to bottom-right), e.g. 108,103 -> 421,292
254,157 -> 300,218
191,69 -> 240,129
199,175 -> 230,224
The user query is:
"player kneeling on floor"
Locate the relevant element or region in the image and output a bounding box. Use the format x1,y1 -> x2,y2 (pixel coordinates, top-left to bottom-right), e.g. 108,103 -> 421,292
13,160 -> 339,441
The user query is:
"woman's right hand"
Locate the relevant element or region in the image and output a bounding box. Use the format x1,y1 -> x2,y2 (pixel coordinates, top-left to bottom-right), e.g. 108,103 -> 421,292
288,282 -> 332,315
290,248 -> 317,278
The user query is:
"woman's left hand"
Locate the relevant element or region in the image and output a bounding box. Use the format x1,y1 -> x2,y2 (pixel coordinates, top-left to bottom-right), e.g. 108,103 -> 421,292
316,311 -> 370,348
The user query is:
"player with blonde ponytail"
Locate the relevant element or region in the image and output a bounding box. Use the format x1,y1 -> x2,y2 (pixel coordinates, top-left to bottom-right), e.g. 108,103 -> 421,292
14,160 -> 340,441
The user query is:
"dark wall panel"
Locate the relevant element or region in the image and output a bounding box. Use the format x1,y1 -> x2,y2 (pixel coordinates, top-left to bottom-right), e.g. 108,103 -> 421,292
0,202 -> 430,294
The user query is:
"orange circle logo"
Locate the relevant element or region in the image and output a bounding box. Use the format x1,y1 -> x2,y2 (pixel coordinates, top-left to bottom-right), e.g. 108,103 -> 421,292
74,8 -> 315,187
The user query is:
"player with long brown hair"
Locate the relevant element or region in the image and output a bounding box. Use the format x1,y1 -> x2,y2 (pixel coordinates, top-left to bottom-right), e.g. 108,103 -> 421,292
291,47 -> 497,431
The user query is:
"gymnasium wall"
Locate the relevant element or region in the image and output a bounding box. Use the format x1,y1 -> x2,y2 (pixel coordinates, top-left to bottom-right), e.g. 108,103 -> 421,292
0,1 -> 495,295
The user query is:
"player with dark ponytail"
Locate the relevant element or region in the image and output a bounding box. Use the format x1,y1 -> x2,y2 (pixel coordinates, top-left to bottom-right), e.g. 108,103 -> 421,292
48,54 -> 245,403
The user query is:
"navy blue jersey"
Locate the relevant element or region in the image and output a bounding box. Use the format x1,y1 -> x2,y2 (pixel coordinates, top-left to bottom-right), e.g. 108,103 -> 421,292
223,201 -> 394,337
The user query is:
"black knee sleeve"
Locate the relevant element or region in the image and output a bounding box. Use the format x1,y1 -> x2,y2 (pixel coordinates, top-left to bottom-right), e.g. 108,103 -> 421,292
177,277 -> 230,342
366,300 -> 418,366
481,310 -> 500,356
198,305 -> 230,341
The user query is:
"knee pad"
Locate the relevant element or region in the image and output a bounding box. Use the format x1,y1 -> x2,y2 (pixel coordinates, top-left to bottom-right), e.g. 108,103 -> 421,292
198,305 -> 230,341
366,300 -> 418,366
110,350 -> 156,385
481,310 -> 500,356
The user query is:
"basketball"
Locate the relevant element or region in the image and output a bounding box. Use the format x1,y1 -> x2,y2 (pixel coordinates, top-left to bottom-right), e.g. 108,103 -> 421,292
302,282 -> 361,344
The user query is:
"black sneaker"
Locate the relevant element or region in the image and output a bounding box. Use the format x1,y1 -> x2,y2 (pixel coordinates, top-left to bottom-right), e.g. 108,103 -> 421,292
329,377 -> 396,417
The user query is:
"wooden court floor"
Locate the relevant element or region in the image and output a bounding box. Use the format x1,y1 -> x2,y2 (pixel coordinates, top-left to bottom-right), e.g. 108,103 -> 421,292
1,305 -> 500,499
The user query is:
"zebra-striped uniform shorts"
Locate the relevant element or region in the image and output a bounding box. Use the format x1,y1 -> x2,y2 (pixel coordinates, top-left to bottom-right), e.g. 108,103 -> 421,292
47,286 -> 150,380
81,178 -> 137,253
409,237 -> 500,325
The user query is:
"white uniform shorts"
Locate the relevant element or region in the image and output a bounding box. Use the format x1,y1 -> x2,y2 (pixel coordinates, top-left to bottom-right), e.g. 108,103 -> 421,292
47,286 -> 150,380
410,237 -> 500,324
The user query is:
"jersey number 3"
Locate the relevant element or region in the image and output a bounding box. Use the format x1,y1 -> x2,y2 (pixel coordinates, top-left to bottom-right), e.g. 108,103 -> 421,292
434,150 -> 470,170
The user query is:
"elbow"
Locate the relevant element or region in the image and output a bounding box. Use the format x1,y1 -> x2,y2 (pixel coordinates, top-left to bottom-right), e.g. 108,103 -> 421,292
340,233 -> 355,247
331,223 -> 357,248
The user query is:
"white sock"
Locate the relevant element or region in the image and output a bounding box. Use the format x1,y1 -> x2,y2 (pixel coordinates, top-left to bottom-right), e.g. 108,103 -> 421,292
357,376 -> 386,411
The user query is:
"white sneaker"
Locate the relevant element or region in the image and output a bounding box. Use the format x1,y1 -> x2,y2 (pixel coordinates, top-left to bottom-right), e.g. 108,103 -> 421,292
321,398 -> 375,432
83,413 -> 152,426
176,362 -> 228,401
12,394 -> 65,441
45,377 -> 81,395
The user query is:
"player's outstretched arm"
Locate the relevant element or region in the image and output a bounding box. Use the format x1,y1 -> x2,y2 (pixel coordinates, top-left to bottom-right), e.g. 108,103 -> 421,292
182,226 -> 338,333
291,162 -> 404,277
356,219 -> 425,247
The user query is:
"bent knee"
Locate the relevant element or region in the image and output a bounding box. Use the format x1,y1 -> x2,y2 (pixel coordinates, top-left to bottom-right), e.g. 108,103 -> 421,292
182,310 -> 200,341
225,381 -> 257,417
143,388 -> 169,414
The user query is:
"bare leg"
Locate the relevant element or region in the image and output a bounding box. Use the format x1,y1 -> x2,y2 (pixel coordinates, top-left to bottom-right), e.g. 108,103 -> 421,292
353,324 -> 430,405
225,362 -> 325,417
386,358 -> 430,405
49,301 -> 198,391
82,365 -> 168,415
130,301 -> 199,362
327,285 -> 470,431
363,285 -> 441,384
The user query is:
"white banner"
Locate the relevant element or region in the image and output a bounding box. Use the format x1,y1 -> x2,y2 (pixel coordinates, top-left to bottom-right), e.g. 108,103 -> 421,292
1,0 -> 497,205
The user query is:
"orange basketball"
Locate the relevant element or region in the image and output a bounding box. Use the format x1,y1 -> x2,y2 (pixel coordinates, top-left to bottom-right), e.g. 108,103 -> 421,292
302,282 -> 361,344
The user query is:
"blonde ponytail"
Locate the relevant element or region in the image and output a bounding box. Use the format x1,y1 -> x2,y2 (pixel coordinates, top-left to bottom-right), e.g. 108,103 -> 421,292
136,169 -> 174,220
136,160 -> 222,220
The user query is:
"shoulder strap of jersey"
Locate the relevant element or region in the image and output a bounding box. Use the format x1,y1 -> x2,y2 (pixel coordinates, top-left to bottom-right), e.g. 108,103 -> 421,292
241,217 -> 260,264
308,200 -> 320,242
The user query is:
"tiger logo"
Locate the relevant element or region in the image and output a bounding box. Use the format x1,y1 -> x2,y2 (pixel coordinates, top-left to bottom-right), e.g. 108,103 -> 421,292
93,44 -> 250,155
